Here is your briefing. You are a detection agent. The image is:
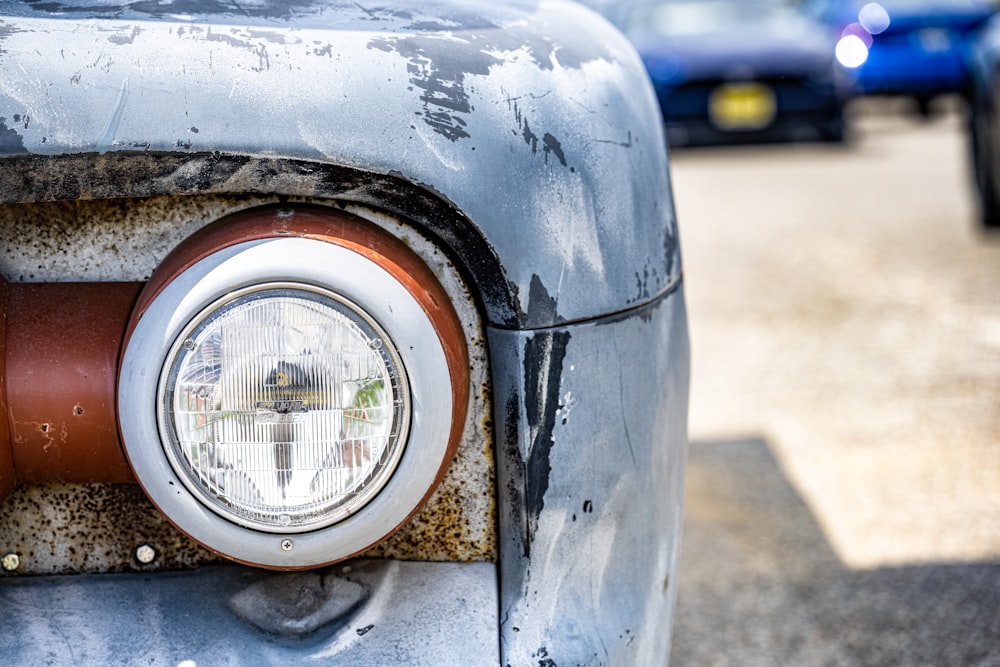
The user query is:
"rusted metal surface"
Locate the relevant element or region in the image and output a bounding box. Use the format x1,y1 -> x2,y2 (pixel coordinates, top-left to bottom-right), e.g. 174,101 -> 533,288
6,282 -> 139,484
0,196 -> 495,574
0,272 -> 13,503
0,157 -> 519,327
0,483 -> 221,574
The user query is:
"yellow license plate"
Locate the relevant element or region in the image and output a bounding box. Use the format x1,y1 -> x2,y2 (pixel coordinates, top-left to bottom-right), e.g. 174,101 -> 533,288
709,83 -> 776,131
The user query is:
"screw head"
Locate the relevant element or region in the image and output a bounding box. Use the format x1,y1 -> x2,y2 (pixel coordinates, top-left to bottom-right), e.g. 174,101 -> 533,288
2,553 -> 20,572
135,544 -> 156,564
280,539 -> 293,552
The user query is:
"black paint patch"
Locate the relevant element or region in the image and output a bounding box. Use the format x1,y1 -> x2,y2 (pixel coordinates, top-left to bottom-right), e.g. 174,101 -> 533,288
541,132 -> 565,166
522,119 -> 538,153
0,20 -> 26,56
0,117 -> 27,155
506,94 -> 571,170
522,325 -> 570,556
534,646 -> 558,667
107,25 -> 141,44
204,30 -> 271,71
502,392 -> 530,555
369,34 -> 497,142
525,273 -> 565,327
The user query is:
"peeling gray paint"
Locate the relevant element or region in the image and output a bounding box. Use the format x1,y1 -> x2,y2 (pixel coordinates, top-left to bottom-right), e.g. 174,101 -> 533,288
0,560 -> 500,665
0,1 -> 680,326
0,154 -> 521,324
367,16 -> 603,148
492,285 -> 690,667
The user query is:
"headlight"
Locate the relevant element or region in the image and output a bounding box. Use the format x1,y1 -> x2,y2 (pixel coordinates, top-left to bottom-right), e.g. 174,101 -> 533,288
118,206 -> 467,569
159,283 -> 409,533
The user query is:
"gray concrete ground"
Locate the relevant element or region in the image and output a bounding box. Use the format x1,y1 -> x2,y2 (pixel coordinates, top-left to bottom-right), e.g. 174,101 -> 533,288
669,100 -> 1000,666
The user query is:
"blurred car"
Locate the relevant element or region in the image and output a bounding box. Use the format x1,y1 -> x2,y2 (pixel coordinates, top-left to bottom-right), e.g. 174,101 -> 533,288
967,12 -> 1000,228
812,0 -> 995,114
610,0 -> 851,146
0,1 -> 690,665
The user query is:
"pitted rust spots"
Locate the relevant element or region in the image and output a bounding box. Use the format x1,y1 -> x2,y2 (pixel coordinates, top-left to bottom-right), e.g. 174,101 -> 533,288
366,418 -> 496,562
365,355 -> 496,562
0,193 -> 266,283
0,382 -> 496,574
0,483 -> 222,575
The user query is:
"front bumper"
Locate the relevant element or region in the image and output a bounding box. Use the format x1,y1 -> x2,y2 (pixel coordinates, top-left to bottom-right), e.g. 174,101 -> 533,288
0,559 -> 498,666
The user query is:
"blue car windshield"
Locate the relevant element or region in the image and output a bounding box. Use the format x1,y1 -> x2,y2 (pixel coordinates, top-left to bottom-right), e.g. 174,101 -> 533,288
621,1 -> 812,38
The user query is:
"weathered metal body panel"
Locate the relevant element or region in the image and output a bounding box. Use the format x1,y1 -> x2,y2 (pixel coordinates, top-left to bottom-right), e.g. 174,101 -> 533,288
0,560 -> 499,665
0,0 -> 680,326
492,286 -> 689,666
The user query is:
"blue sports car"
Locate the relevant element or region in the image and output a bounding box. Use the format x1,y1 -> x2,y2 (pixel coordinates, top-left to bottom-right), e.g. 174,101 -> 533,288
611,0 -> 852,146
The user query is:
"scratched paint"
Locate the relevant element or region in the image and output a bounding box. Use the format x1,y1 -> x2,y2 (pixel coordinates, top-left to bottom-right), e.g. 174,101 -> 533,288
492,289 -> 690,667
367,16 -> 599,147
0,2 -> 680,327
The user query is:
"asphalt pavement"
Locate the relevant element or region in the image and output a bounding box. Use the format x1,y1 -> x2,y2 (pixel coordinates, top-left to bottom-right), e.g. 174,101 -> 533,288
669,99 -> 1000,667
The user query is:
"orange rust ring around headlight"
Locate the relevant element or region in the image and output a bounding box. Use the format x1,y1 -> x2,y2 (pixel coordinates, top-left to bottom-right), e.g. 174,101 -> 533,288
118,204 -> 470,568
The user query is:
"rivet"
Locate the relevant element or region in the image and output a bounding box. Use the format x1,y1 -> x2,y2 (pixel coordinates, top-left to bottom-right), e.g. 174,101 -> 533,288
135,544 -> 156,564
2,553 -> 20,572
280,539 -> 293,552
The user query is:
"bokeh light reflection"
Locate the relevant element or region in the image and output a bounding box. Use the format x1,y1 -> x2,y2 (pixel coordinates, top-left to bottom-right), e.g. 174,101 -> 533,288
858,2 -> 891,35
836,33 -> 870,68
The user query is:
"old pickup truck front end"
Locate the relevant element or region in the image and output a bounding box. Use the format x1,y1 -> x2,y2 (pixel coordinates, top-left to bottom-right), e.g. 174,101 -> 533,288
0,1 -> 689,664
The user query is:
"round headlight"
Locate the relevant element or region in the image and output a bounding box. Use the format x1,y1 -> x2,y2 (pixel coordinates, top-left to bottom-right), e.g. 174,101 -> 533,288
118,207 -> 468,569
159,284 -> 409,533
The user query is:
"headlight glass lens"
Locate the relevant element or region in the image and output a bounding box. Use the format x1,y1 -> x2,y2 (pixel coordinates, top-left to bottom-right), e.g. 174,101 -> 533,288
158,283 -> 409,533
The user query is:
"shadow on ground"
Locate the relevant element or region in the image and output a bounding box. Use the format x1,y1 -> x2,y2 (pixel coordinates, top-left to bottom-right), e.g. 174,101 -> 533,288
670,438 -> 1000,667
